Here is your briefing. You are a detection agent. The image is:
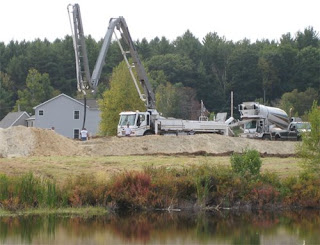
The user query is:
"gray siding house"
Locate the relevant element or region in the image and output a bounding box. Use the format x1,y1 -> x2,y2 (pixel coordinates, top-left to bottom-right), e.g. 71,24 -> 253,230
0,111 -> 30,128
33,93 -> 101,139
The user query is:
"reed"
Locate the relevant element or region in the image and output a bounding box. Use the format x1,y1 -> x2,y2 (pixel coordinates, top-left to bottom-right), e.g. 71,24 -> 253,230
0,164 -> 319,212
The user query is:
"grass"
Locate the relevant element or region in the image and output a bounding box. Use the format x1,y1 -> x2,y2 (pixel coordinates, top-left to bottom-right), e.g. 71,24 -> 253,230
0,207 -> 108,217
0,155 -> 302,184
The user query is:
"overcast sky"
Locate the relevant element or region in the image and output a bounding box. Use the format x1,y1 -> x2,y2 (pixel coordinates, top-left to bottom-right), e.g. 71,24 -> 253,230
1,0 -> 319,44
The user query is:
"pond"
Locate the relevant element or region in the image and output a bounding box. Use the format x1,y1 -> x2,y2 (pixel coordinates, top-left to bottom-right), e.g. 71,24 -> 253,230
1,209 -> 320,244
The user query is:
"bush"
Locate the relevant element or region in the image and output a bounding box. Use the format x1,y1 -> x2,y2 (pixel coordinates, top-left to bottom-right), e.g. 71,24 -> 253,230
231,149 -> 262,176
283,172 -> 320,207
107,171 -> 153,210
63,174 -> 107,207
297,101 -> 320,173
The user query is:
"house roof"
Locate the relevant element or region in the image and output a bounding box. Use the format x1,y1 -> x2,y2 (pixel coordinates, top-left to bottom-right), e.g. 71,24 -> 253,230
77,99 -> 99,109
33,93 -> 83,109
0,111 -> 30,128
33,93 -> 99,110
26,115 -> 35,121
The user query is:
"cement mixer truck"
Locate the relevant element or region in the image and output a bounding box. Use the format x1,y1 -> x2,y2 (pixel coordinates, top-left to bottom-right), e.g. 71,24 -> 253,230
238,102 -> 289,140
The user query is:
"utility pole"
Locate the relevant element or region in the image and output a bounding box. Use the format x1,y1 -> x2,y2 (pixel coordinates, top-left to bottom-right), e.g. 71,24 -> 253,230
231,91 -> 233,118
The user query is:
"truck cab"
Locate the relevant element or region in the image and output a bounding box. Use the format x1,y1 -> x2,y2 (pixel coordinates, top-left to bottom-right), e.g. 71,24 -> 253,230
273,122 -> 311,141
117,111 -> 152,136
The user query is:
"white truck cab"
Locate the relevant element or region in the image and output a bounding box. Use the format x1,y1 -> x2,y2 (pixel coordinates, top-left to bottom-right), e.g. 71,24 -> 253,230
117,111 -> 151,136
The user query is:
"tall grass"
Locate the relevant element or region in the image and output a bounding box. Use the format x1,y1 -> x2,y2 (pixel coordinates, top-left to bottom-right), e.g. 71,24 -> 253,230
1,164 -> 320,211
0,173 -> 58,210
0,174 -> 9,201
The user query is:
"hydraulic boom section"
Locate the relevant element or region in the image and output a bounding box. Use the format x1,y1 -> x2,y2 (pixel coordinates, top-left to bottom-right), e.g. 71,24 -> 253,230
67,3 -> 91,93
68,4 -> 155,109
91,17 -> 156,109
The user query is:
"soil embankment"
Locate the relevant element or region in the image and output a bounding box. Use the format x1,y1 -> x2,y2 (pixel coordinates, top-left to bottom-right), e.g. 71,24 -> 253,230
0,126 -> 80,158
0,126 -> 298,158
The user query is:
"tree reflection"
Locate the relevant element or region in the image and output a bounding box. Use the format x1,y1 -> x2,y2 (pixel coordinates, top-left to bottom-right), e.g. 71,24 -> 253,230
0,210 -> 319,244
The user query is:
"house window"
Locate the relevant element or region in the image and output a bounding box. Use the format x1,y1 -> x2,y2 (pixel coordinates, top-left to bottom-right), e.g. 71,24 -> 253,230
74,110 -> 80,119
39,110 -> 44,116
74,129 -> 80,139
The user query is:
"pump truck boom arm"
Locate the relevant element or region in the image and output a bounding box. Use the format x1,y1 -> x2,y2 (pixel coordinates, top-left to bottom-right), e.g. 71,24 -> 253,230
68,4 -> 156,109
91,17 -> 156,109
67,3 -> 91,92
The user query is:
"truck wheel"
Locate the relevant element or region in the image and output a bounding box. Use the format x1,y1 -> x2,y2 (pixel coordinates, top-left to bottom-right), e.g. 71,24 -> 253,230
262,135 -> 271,140
188,130 -> 195,135
143,131 -> 154,136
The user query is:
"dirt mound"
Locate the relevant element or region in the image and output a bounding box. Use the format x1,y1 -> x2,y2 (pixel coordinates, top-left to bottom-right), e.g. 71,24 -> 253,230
0,126 -> 298,158
82,134 -> 298,156
0,126 -> 81,158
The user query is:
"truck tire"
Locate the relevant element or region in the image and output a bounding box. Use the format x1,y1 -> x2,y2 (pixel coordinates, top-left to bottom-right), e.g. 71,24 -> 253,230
143,130 -> 154,136
262,135 -> 271,140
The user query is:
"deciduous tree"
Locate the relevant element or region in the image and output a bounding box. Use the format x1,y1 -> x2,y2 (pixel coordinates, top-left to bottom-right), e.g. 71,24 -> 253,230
279,88 -> 318,117
99,61 -> 145,136
15,68 -> 57,113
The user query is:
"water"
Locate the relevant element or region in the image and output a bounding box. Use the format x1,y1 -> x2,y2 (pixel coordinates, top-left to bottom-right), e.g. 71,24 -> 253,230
1,210 -> 320,244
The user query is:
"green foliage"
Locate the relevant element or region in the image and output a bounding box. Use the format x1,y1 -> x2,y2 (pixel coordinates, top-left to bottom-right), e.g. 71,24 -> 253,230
99,61 -> 145,136
0,173 -> 59,210
279,88 -> 318,117
282,172 -> 320,207
231,149 -> 262,176
15,68 -> 58,113
0,72 -> 14,119
1,164 -> 320,211
155,82 -> 200,119
146,167 -> 196,207
174,30 -> 202,64
0,174 -> 9,200
195,176 -> 211,205
1,27 -> 319,118
46,180 -> 57,208
297,101 -> 320,173
146,53 -> 195,87
0,173 -> 107,211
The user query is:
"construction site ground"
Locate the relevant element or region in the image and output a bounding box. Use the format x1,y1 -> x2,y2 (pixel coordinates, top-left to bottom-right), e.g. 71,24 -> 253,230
0,126 -> 301,181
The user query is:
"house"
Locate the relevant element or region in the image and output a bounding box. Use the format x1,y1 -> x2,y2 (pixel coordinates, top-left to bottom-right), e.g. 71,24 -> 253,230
32,93 -> 101,139
0,111 -> 30,128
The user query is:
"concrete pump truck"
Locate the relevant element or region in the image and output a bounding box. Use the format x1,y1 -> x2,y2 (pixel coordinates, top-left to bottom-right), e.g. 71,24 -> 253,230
67,4 -> 234,137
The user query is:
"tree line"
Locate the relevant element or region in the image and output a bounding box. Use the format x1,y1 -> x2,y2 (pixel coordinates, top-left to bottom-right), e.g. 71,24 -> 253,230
0,27 -> 319,121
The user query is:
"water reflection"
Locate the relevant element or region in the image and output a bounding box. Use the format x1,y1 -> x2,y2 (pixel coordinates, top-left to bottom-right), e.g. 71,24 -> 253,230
0,210 -> 320,244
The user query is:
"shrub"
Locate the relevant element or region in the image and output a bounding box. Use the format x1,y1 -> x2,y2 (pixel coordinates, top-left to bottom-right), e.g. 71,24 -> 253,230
63,174 -> 107,207
250,183 -> 280,208
107,171 -> 153,210
297,101 -> 320,173
146,167 -> 197,208
231,149 -> 262,176
283,172 -> 320,207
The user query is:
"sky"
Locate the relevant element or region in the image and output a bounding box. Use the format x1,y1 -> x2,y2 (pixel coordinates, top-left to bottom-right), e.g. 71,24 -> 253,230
1,0 -> 319,44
